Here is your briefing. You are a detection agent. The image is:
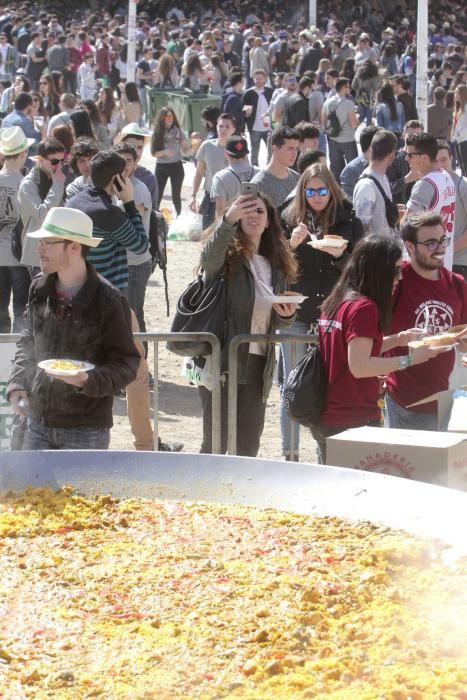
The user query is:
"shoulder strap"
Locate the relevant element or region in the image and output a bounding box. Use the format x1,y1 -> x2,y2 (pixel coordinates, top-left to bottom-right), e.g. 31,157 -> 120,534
359,174 -> 392,204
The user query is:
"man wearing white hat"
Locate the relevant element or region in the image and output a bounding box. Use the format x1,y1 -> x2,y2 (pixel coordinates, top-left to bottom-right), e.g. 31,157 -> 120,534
7,207 -> 140,450
0,126 -> 35,333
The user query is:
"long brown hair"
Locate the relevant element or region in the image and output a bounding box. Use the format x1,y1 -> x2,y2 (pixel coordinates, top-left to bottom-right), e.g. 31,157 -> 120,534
285,163 -> 345,232
320,235 -> 402,332
96,86 -> 116,125
203,194 -> 297,282
151,107 -> 181,154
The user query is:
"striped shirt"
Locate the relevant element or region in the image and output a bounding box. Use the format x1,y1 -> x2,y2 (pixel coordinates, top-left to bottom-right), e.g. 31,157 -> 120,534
67,187 -> 148,289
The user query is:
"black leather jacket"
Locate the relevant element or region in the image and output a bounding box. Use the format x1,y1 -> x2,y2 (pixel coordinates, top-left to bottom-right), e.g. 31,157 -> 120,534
7,263 -> 140,429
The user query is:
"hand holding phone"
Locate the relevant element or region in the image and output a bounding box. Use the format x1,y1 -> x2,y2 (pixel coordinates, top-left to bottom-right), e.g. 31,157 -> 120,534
240,182 -> 258,198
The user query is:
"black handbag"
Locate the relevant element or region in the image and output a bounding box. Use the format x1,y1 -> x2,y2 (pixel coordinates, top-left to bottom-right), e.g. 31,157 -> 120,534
282,344 -> 327,428
11,218 -> 23,262
167,274 -> 228,357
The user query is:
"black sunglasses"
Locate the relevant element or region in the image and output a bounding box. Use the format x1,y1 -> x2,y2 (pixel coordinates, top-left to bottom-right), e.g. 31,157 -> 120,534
47,158 -> 65,166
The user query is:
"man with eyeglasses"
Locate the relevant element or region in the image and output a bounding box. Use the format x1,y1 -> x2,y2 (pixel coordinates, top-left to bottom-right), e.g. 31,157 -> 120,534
18,137 -> 67,272
403,132 -> 456,270
384,211 -> 467,431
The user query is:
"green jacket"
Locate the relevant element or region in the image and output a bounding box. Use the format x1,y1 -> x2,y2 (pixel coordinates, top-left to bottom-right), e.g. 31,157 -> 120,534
201,219 -> 295,399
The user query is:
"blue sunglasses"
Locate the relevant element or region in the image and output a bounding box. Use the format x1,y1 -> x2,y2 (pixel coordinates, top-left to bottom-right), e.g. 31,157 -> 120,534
304,187 -> 329,197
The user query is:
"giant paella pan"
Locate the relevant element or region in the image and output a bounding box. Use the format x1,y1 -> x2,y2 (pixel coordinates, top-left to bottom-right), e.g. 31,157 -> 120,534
1,450 -> 466,698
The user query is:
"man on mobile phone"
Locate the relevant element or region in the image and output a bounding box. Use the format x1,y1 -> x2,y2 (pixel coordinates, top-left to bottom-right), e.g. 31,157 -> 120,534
66,150 -> 148,292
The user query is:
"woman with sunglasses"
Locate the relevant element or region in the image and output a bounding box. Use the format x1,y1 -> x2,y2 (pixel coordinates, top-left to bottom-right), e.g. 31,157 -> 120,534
312,235 -> 444,463
280,163 -> 364,461
198,193 -> 298,456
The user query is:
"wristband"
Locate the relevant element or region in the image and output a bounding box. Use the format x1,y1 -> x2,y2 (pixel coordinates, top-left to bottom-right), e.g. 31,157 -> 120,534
398,354 -> 412,371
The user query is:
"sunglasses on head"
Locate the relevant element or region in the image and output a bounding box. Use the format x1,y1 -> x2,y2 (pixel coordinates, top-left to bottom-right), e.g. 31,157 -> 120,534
304,186 -> 329,197
47,158 -> 64,166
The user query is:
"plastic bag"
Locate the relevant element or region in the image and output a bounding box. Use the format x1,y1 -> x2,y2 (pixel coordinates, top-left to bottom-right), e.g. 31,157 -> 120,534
168,212 -> 203,241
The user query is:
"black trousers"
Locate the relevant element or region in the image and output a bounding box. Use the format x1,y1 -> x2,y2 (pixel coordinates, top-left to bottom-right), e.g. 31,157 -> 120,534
199,354 -> 267,457
155,161 -> 185,215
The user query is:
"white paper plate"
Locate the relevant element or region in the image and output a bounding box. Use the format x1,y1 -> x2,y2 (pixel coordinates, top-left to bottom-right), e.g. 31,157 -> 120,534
265,295 -> 308,305
428,344 -> 455,352
38,359 -> 95,377
308,238 -> 347,249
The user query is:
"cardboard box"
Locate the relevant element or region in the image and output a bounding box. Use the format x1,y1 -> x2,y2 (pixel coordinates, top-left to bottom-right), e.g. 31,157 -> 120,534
327,427 -> 467,491
408,388 -> 467,433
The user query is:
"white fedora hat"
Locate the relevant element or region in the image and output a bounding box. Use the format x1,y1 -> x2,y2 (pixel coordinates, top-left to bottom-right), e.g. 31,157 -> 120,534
115,122 -> 151,144
0,126 -> 35,156
27,207 -> 103,248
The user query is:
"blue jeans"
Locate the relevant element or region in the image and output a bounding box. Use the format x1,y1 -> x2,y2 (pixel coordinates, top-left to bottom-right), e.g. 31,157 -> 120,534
128,260 -> 152,334
358,104 -> 373,126
23,417 -> 110,450
384,393 -> 438,431
0,265 -> 30,333
249,130 -> 269,166
279,320 -> 311,457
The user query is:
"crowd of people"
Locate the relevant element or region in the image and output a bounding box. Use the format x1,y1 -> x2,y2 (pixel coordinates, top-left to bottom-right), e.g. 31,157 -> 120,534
1,1 -> 467,462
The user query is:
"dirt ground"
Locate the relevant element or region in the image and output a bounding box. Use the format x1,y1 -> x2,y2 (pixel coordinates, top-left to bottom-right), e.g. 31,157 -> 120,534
110,147 -> 318,461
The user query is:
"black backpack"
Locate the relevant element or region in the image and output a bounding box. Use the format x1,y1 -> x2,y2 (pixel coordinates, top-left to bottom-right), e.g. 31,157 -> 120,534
359,174 -> 399,228
149,210 -> 170,316
282,343 -> 327,428
324,104 -> 342,137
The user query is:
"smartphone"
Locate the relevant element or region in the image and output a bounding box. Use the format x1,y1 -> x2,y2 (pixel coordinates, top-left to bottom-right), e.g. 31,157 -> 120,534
113,174 -> 123,192
241,182 -> 258,197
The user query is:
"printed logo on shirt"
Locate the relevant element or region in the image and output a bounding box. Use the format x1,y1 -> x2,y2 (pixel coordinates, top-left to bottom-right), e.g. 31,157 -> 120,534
318,319 -> 342,330
413,300 -> 454,335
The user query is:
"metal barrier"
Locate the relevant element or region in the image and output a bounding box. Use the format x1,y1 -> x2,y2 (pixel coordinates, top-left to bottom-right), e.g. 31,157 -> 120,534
0,332 -> 222,454
227,333 -> 317,455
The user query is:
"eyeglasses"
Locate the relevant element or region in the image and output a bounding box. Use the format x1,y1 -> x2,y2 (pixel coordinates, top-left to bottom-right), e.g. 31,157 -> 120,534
47,158 -> 65,166
304,187 -> 329,197
38,239 -> 65,247
414,236 -> 450,251
405,151 -> 423,158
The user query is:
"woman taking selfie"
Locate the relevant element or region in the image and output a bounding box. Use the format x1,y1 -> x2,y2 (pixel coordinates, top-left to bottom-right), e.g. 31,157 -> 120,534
280,163 -> 363,461
199,193 -> 298,456
312,235 -> 443,463
151,107 -> 191,216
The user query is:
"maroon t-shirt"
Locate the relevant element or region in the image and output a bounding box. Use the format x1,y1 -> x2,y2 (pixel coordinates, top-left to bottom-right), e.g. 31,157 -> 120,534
319,296 -> 383,427
386,262 -> 467,413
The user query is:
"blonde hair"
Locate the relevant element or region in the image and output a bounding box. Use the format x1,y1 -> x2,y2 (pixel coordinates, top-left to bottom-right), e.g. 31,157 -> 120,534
285,163 -> 345,232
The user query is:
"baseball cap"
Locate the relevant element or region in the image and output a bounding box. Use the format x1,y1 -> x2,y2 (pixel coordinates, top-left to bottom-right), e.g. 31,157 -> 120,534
225,136 -> 249,158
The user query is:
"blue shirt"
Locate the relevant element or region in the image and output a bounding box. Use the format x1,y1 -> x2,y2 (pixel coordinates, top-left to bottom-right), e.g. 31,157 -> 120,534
1,109 -> 41,142
340,154 -> 368,200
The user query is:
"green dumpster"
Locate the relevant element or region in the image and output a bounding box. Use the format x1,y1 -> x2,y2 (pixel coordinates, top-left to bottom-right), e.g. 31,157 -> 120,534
145,91 -> 222,137
187,95 -> 222,137
145,87 -> 187,127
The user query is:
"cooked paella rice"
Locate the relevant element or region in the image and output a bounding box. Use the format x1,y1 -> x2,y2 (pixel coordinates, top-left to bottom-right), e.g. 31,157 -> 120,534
0,487 -> 466,699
